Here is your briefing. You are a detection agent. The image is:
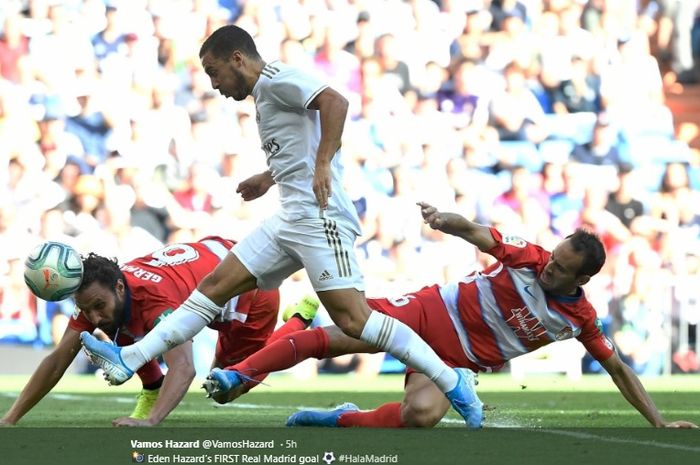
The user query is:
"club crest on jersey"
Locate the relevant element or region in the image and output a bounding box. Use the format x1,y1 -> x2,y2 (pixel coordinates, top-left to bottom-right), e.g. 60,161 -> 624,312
502,235 -> 526,248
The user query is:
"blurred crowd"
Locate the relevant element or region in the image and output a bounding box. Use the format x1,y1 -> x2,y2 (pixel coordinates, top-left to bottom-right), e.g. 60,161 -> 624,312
1,0 -> 699,376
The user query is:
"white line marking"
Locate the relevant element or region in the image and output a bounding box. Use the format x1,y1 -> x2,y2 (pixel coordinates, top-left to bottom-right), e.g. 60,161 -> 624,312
538,429 -> 700,453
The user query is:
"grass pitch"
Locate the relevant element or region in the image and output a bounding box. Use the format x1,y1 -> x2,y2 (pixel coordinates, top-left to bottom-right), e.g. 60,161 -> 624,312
1,373 -> 699,465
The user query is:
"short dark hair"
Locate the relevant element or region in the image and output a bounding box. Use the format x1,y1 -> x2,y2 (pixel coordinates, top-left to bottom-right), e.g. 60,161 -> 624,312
79,253 -> 123,292
199,25 -> 260,60
565,229 -> 606,277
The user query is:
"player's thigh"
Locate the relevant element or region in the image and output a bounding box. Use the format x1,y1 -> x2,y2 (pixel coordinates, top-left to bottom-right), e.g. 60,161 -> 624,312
402,372 -> 450,427
199,253 -> 258,305
232,215 -> 303,291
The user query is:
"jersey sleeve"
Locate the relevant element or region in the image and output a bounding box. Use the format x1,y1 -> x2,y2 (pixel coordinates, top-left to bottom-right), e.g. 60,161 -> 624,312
485,227 -> 550,269
269,66 -> 328,110
576,317 -> 615,362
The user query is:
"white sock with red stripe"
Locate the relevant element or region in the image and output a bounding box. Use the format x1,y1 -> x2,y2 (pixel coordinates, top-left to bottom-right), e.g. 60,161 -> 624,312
360,311 -> 458,392
120,290 -> 222,371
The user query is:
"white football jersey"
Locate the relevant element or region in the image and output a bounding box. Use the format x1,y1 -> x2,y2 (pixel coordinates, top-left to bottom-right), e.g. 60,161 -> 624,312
252,60 -> 361,234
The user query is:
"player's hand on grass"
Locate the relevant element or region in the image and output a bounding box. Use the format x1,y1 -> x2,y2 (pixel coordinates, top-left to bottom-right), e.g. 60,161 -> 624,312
662,420 -> 698,429
113,416 -> 157,427
236,172 -> 274,201
0,418 -> 15,426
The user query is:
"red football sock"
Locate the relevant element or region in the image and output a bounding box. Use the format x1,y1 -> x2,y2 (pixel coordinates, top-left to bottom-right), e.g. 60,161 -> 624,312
337,402 -> 404,428
266,316 -> 307,344
238,317 -> 310,388
229,327 -> 329,386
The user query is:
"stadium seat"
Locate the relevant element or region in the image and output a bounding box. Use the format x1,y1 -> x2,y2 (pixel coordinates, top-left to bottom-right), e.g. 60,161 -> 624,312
626,136 -> 692,165
538,139 -> 575,165
494,141 -> 543,172
544,112 -> 597,144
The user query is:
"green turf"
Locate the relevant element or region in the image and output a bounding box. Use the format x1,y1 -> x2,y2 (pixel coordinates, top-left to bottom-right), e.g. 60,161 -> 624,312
1,374 -> 699,465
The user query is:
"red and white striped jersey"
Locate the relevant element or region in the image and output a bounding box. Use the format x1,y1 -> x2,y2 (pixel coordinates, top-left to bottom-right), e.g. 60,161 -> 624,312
438,228 -> 614,370
69,237 -> 275,343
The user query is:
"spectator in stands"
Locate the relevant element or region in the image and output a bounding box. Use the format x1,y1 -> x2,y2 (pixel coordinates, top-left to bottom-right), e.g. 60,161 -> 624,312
605,163 -> 645,229
651,162 -> 700,228
0,256 -> 38,344
570,114 -> 621,166
491,165 -> 550,240
91,5 -> 128,70
438,59 -> 491,128
64,79 -> 112,170
375,33 -> 412,96
611,264 -> 670,376
552,55 -> 601,114
489,0 -> 528,32
489,61 -> 548,143
0,12 -> 29,83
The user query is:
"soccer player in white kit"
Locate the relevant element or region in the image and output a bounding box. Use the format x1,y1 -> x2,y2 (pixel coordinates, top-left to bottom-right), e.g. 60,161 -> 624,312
79,25 -> 482,428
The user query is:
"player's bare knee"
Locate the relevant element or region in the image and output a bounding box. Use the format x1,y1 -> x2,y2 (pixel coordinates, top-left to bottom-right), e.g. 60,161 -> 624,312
333,314 -> 365,339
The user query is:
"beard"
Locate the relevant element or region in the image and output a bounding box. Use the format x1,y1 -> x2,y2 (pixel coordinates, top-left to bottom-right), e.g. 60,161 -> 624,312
100,295 -> 125,337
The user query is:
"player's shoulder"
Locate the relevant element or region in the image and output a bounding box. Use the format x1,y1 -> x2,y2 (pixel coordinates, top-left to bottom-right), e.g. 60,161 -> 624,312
260,60 -> 286,79
263,60 -> 323,86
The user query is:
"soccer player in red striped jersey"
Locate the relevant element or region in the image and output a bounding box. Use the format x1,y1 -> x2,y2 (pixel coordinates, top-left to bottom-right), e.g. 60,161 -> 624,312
208,203 -> 697,429
0,237 -> 314,426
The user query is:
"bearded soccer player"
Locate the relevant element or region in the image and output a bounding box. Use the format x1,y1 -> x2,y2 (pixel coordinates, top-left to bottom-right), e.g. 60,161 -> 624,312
0,237 -> 316,426
204,204 -> 697,429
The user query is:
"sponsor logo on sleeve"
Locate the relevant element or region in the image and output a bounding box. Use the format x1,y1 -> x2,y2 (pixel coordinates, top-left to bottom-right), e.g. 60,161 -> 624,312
502,235 -> 526,248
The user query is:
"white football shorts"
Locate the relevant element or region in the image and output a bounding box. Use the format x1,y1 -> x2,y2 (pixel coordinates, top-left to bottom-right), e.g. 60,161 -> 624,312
231,213 -> 365,292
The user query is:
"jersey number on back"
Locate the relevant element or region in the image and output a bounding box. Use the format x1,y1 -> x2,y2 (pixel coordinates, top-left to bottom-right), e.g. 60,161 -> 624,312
143,244 -> 200,267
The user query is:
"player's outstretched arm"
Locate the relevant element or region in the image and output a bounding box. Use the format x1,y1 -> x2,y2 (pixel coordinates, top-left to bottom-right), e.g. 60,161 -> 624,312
0,327 -> 82,425
600,352 -> 698,428
417,202 -> 497,251
236,171 -> 275,202
113,341 -> 195,427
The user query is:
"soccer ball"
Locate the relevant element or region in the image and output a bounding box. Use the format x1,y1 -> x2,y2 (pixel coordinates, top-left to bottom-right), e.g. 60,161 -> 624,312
24,241 -> 83,301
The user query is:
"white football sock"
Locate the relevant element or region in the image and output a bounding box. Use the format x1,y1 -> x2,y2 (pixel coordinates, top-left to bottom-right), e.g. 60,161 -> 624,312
120,290 -> 223,371
360,311 -> 458,393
